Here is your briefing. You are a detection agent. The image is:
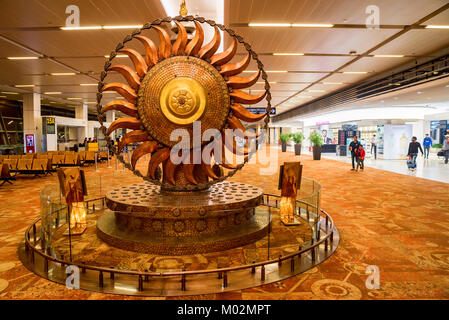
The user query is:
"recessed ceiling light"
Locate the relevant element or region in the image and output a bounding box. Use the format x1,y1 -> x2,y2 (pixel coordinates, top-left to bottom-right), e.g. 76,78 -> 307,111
292,23 -> 334,28
307,89 -> 325,92
7,56 -> 39,60
1,91 -> 19,95
50,73 -> 76,76
417,91 -> 422,94
44,92 -> 62,95
60,26 -> 102,30
85,102 -> 97,104
67,97 -> 83,100
272,53 -> 304,56
103,25 -> 143,29
425,25 -> 449,29
104,55 -> 128,58
343,71 -> 367,74
14,84 -> 35,88
248,23 -> 291,27
321,82 -> 343,85
80,83 -> 97,86
373,55 -> 404,58
0,95 -> 7,98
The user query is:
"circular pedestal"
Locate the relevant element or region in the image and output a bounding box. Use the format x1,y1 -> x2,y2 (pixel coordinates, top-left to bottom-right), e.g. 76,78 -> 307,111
97,181 -> 270,255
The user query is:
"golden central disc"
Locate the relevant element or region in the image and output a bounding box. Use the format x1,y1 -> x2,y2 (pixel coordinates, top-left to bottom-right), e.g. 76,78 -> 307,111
137,56 -> 230,148
160,77 -> 206,125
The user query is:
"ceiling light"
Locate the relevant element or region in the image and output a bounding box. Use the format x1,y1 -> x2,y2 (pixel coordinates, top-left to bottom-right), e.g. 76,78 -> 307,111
0,96 -> 7,98
60,26 -> 102,30
7,56 -> 39,60
50,72 -> 76,76
248,23 -> 291,27
103,25 -> 143,29
256,82 -> 277,84
44,92 -> 62,95
67,97 -> 83,100
292,23 -> 334,28
273,53 -> 304,56
343,71 -> 367,74
80,83 -> 97,86
307,89 -> 325,92
417,91 -> 422,94
104,55 -> 128,58
321,82 -> 343,85
373,55 -> 404,58
425,25 -> 449,29
85,102 -> 97,104
1,91 -> 19,95
14,84 -> 35,88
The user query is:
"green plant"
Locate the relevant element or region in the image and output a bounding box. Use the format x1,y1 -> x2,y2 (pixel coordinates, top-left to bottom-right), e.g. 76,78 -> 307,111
291,132 -> 305,144
279,133 -> 291,143
433,143 -> 442,149
309,132 -> 323,147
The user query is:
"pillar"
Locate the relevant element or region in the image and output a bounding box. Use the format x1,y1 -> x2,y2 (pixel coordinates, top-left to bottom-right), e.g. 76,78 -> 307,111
23,93 -> 42,153
75,103 -> 88,143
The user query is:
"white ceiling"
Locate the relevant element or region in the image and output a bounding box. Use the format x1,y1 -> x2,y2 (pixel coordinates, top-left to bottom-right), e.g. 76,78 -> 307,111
0,0 -> 449,119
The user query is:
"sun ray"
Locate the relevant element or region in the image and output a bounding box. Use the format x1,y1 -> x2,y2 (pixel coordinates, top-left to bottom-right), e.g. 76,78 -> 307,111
211,38 -> 237,66
131,141 -> 159,169
118,130 -> 149,153
220,52 -> 251,77
148,148 -> 170,179
108,65 -> 140,89
185,21 -> 204,56
227,71 -> 260,89
153,26 -> 172,60
228,116 -> 259,139
230,89 -> 266,104
201,162 -> 218,180
163,158 -> 179,185
172,21 -> 188,56
118,48 -> 147,77
231,103 -> 266,122
183,163 -> 198,184
135,35 -> 158,67
106,117 -> 142,136
102,83 -> 137,103
198,25 -> 221,60
102,100 -> 137,117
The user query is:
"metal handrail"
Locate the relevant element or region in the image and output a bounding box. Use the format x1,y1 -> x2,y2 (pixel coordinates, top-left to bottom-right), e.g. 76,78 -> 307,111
24,193 -> 335,291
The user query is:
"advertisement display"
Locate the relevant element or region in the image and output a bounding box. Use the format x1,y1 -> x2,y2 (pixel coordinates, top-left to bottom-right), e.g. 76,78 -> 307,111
383,124 -> 413,160
24,134 -> 36,154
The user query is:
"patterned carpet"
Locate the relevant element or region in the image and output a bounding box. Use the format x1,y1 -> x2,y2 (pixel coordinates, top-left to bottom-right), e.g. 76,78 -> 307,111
1,148 -> 449,300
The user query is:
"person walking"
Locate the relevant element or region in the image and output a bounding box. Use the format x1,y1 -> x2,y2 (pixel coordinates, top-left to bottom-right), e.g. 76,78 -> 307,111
442,135 -> 449,164
407,136 -> 424,171
370,134 -> 377,160
349,136 -> 361,171
423,134 -> 432,159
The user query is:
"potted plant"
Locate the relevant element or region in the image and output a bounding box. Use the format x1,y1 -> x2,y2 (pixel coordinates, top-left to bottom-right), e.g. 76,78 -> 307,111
309,132 -> 324,160
279,133 -> 291,152
291,133 -> 305,156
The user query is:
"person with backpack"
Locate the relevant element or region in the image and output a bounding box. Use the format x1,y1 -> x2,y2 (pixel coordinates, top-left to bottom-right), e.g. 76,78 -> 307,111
407,136 -> 424,171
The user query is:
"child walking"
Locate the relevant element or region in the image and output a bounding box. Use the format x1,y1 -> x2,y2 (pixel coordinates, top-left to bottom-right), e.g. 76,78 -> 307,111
355,145 -> 365,171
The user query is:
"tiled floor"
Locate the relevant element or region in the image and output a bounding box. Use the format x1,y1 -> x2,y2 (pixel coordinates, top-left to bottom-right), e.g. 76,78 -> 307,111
0,147 -> 449,300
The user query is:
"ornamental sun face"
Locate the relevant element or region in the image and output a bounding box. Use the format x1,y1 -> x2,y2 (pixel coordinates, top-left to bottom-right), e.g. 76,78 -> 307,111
98,17 -> 271,190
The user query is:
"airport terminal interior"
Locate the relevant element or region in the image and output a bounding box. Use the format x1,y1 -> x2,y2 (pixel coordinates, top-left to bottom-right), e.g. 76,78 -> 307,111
1,0 -> 449,301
